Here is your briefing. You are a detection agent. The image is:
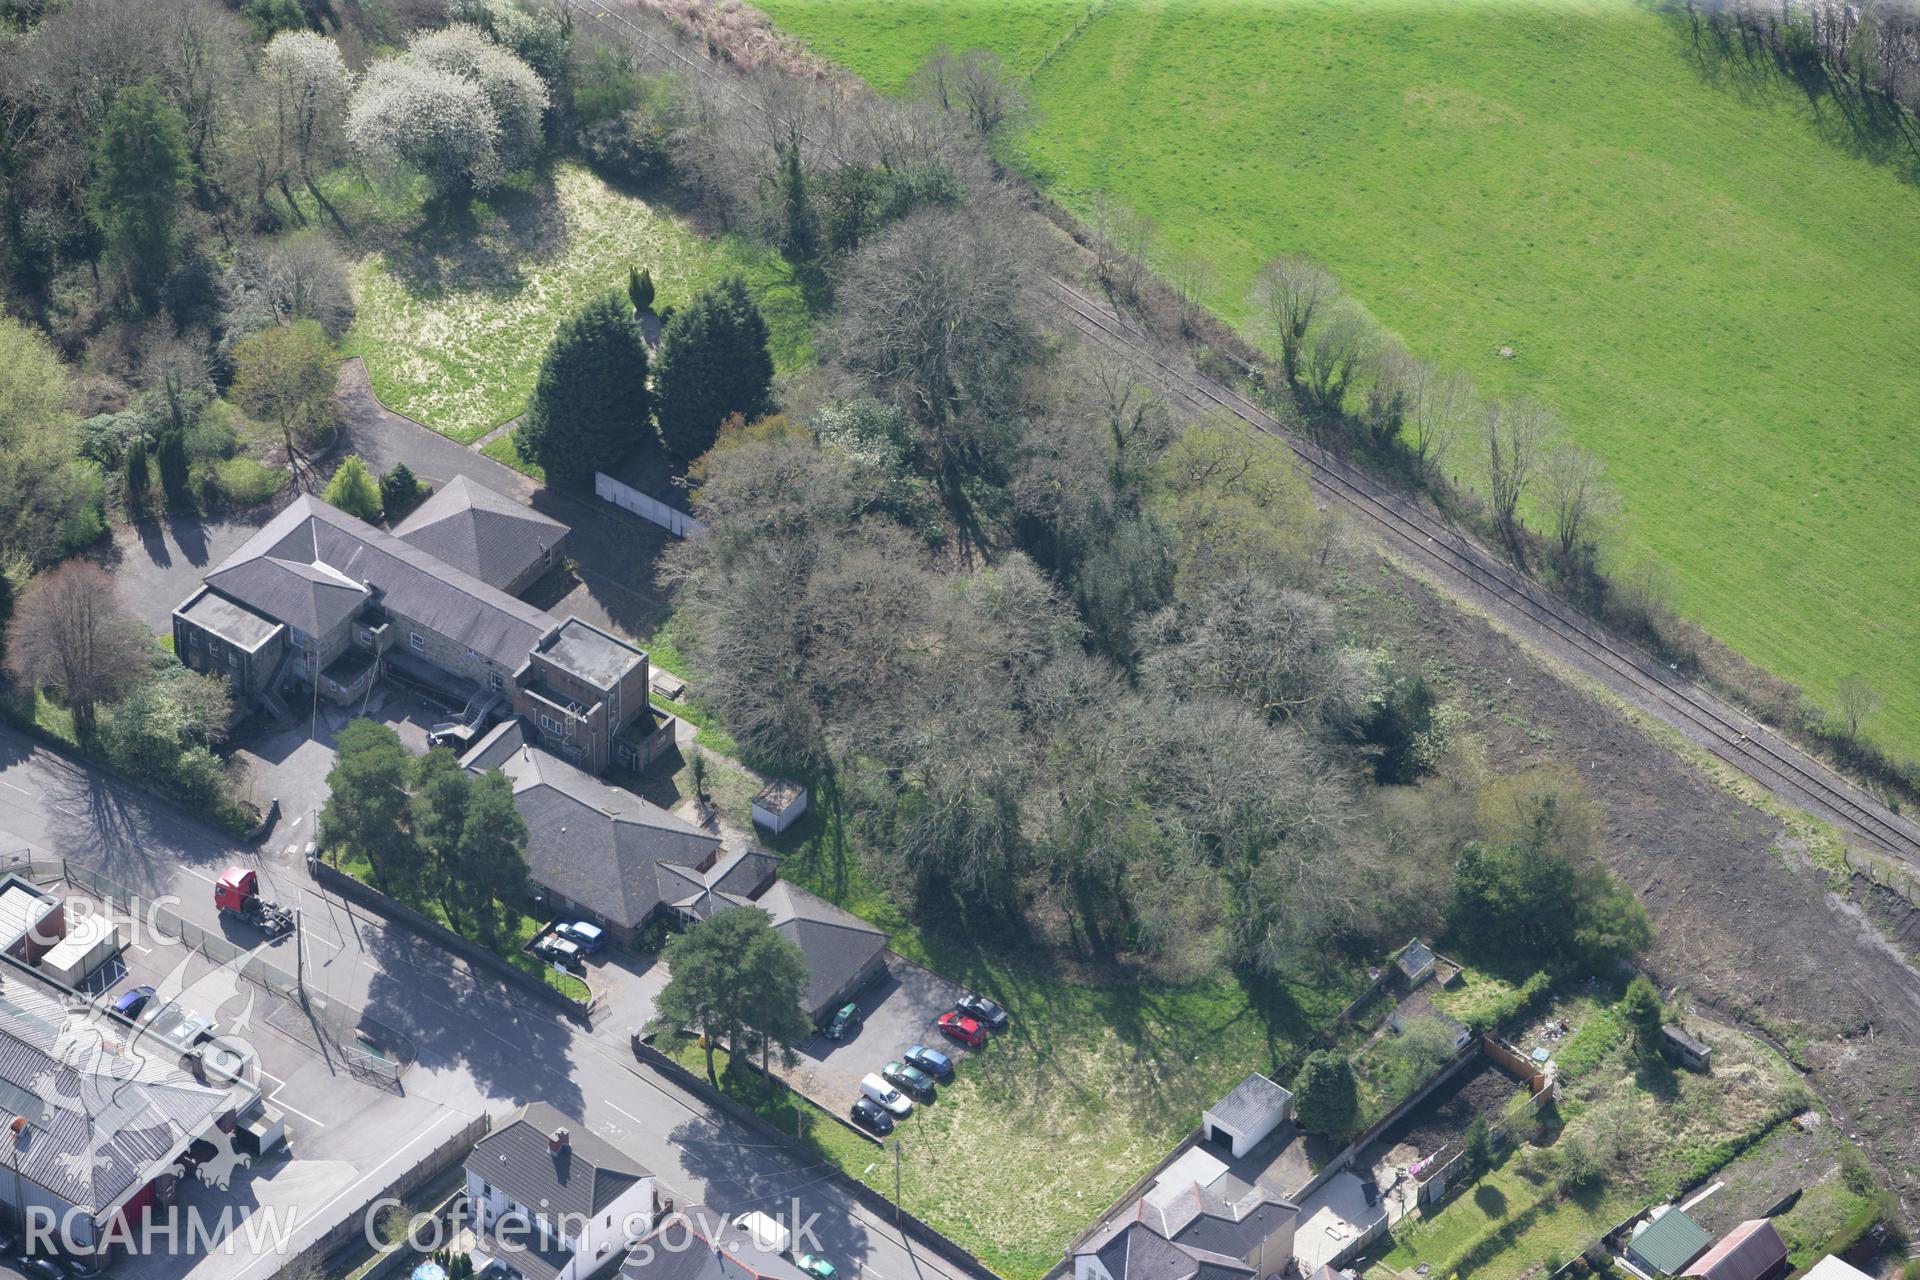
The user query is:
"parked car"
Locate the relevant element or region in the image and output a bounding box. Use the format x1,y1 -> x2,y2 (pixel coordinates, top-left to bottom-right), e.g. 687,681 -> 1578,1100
58,1254 -> 103,1279
955,994 -> 1009,1031
823,1002 -> 862,1042
111,985 -> 156,1020
903,1044 -> 953,1080
881,1060 -> 936,1099
534,935 -> 583,968
18,1257 -> 65,1280
860,1072 -> 913,1117
937,1012 -> 986,1047
797,1254 -> 838,1280
557,921 -> 605,953
850,1096 -> 894,1135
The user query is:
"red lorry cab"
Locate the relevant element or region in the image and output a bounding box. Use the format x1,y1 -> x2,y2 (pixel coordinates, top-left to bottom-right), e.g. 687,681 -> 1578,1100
214,867 -> 257,912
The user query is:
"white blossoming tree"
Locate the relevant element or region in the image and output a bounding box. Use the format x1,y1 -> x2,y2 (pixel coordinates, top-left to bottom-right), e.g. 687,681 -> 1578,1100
345,23 -> 547,200
259,31 -> 353,202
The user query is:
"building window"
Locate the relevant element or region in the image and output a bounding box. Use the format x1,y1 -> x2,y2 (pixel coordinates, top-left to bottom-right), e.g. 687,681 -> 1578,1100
539,713 -> 564,736
357,631 -> 373,650
410,632 -> 425,653
228,654 -> 240,670
466,647 -> 480,660
289,628 -> 306,650
188,631 -> 200,648
489,672 -> 505,692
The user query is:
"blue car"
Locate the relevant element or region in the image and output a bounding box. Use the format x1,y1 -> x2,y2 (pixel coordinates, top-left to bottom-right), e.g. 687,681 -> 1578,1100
903,1043 -> 953,1081
111,985 -> 156,1020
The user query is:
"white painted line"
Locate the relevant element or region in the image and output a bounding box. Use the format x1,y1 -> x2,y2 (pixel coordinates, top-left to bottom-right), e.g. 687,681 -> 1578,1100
607,1101 -> 647,1127
264,1084 -> 328,1129
0,780 -> 29,798
130,944 -> 151,955
183,867 -> 215,884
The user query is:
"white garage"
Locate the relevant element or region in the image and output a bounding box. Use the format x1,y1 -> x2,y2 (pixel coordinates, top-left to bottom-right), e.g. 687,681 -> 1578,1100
1203,1072 -> 1294,1158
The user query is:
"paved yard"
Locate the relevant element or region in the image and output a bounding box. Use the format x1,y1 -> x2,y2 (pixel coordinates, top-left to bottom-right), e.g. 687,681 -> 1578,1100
781,956 -> 976,1114
58,878 -> 473,1280
97,509 -> 285,636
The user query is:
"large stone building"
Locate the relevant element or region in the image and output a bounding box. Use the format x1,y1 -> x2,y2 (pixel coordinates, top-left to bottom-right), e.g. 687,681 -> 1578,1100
172,489 -> 672,774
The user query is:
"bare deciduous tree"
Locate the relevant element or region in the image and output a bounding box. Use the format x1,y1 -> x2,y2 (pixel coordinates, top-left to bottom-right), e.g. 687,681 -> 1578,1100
1087,192 -> 1159,303
1835,673 -> 1882,739
4,562 -> 149,735
1482,396 -> 1558,537
1405,361 -> 1472,480
910,46 -> 1030,145
1250,253 -> 1340,385
1363,342 -> 1419,449
1542,442 -> 1618,561
1165,250 -> 1216,337
1301,304 -> 1376,413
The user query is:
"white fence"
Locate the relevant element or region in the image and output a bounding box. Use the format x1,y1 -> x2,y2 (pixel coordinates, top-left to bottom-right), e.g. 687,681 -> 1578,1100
596,471 -> 706,538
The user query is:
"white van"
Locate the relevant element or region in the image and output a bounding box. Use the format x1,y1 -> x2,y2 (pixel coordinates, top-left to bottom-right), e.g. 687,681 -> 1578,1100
860,1072 -> 914,1117
736,1211 -> 791,1256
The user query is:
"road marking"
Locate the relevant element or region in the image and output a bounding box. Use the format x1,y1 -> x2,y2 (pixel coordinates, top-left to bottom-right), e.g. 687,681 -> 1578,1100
0,780 -> 29,798
607,1101 -> 647,1127
264,1085 -> 328,1129
183,867 -> 215,884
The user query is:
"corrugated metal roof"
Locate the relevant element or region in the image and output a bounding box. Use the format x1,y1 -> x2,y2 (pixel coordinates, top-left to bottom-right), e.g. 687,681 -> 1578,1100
1631,1208 -> 1714,1274
1684,1220 -> 1786,1280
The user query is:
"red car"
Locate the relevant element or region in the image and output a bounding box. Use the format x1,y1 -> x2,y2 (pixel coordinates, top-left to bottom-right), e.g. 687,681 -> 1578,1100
938,1012 -> 986,1047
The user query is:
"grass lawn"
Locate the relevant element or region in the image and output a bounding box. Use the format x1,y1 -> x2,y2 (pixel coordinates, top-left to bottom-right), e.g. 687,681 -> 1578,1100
758,0 -> 1920,759
341,162 -> 815,443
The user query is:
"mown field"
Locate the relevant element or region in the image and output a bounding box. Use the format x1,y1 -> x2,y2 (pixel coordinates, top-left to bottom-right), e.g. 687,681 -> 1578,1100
758,0 -> 1920,759
340,162 -> 812,443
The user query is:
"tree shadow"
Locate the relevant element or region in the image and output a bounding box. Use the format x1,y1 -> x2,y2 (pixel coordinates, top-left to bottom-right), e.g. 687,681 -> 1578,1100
1474,1182 -> 1509,1218
376,169 -> 574,298
1642,0 -> 1920,187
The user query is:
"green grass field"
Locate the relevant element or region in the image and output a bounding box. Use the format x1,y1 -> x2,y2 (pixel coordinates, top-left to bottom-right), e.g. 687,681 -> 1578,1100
342,162 -> 813,443
759,0 -> 1920,759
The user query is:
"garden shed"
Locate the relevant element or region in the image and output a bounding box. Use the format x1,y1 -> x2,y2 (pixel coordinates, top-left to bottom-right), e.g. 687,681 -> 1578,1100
1203,1072 -> 1293,1157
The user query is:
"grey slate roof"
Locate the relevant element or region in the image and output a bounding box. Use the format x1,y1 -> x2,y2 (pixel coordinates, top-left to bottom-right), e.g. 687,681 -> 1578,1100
0,976 -> 233,1215
753,882 -> 887,1016
1080,1190 -> 1285,1280
1206,1073 -> 1293,1136
477,741 -> 721,928
393,475 -> 569,592
203,495 -> 555,668
468,1101 -> 649,1221
621,1206 -> 813,1280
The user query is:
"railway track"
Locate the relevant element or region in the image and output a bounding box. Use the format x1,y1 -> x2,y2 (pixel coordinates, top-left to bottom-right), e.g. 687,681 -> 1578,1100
1042,277 -> 1920,862
568,0 -> 1920,864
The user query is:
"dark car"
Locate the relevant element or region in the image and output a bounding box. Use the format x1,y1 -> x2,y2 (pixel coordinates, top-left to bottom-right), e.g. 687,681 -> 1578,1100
955,994 -> 1009,1031
937,1012 -> 986,1047
111,985 -> 156,1020
903,1044 -> 953,1081
823,1002 -> 863,1042
882,1060 -> 936,1099
19,1258 -> 64,1280
57,1256 -> 102,1279
850,1096 -> 894,1135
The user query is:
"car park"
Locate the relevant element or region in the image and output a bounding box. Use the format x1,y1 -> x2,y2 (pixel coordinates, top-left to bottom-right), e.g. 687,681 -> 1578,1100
110,984 -> 155,1020
903,1043 -> 954,1080
860,1072 -> 913,1116
823,1002 -> 863,1041
556,921 -> 605,953
797,1254 -> 838,1280
955,994 -> 1009,1030
881,1060 -> 936,1099
938,1011 -> 986,1047
850,1096 -> 894,1135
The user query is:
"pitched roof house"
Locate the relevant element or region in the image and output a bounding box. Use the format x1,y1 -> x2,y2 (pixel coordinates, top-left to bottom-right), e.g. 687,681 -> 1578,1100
393,475 -> 570,595
461,721 -> 888,1021
468,1102 -> 657,1280
1074,1147 -> 1298,1280
619,1205 -> 813,1280
1683,1220 -> 1787,1280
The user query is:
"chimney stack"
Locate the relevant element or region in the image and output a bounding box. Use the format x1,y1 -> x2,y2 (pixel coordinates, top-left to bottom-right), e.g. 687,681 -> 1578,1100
550,1127 -> 570,1153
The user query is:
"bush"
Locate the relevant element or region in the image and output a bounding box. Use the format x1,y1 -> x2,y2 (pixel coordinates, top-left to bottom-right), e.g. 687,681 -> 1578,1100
1293,1050 -> 1360,1138
1556,1134 -> 1603,1192
381,462 -> 421,513
210,457 -> 285,507
1463,1116 -> 1492,1177
322,455 -> 383,521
